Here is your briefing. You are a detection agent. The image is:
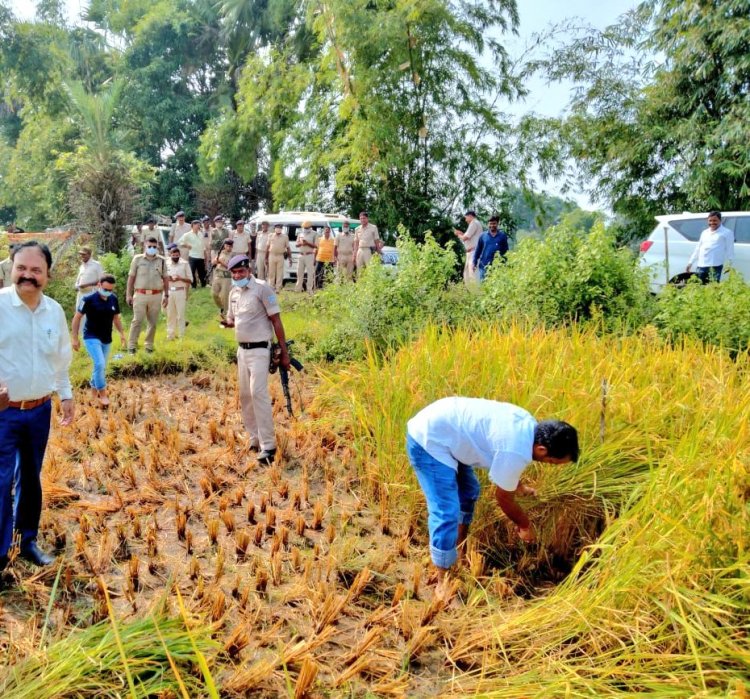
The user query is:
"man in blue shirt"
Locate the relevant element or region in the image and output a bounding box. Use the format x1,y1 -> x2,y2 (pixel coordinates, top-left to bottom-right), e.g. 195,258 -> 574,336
472,216 -> 509,280
71,275 -> 126,407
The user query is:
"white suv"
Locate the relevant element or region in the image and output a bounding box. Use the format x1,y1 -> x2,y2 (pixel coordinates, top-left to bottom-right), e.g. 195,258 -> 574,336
638,211 -> 750,292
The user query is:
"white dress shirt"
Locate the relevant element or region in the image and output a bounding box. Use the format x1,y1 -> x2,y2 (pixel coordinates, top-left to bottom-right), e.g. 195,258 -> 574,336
75,258 -> 104,289
687,225 -> 734,267
0,286 -> 73,401
407,397 -> 536,491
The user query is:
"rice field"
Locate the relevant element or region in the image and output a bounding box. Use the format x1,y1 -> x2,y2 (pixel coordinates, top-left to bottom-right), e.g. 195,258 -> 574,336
0,322 -> 748,696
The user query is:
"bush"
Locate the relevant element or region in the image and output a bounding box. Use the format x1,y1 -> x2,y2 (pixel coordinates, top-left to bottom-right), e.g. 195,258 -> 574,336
654,272 -> 750,355
479,221 -> 655,330
310,228 -> 477,361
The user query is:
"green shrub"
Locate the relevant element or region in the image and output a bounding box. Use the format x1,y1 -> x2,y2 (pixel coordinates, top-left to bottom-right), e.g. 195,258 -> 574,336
654,272 -> 750,354
100,249 -> 133,308
310,228 -> 477,361
479,221 -> 655,330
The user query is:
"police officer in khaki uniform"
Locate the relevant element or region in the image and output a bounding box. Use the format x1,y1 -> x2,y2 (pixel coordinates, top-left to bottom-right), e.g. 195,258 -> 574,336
454,210 -> 483,284
126,236 -> 169,353
255,220 -> 271,280
267,224 -> 291,292
223,254 -> 290,465
165,243 -> 192,340
353,211 -> 382,271
295,221 -> 317,293
230,219 -> 251,257
169,211 -> 191,258
212,238 -> 234,320
334,222 -> 355,280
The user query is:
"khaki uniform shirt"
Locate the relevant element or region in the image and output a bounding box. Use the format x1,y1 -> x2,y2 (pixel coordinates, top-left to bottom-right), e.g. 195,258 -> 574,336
214,249 -> 233,275
166,258 -> 192,290
334,232 -> 354,256
143,227 -> 161,246
256,231 -> 270,253
76,258 -> 104,290
178,231 -> 207,258
0,257 -> 12,287
232,230 -> 251,255
268,232 -> 289,255
227,279 -> 281,343
355,223 -> 380,249
297,228 -> 317,255
464,218 -> 483,251
129,254 -> 168,290
169,221 -> 191,243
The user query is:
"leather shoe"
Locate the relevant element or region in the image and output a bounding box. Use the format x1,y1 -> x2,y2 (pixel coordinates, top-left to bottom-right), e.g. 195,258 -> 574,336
257,448 -> 277,466
20,542 -> 56,566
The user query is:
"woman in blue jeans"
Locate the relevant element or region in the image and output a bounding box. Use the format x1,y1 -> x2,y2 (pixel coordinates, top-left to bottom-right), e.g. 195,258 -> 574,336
406,397 -> 579,591
71,274 -> 126,407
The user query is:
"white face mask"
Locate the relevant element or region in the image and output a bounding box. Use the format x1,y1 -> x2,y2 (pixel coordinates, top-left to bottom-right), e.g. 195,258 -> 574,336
232,277 -> 250,288
146,246 -> 157,255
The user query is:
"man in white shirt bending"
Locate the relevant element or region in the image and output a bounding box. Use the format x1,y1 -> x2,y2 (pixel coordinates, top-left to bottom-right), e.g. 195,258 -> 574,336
0,241 -> 75,572
406,397 -> 579,587
686,210 -> 734,284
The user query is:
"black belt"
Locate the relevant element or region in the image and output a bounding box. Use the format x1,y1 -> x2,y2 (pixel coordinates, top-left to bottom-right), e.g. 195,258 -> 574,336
239,341 -> 271,350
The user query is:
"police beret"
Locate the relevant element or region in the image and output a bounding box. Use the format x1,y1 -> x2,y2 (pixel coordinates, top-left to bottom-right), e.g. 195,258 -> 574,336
227,255 -> 250,270
175,211 -> 185,217
235,219 -> 245,226
167,243 -> 179,251
222,238 -> 234,245
201,215 -> 210,222
191,219 -> 201,225
214,215 -> 224,222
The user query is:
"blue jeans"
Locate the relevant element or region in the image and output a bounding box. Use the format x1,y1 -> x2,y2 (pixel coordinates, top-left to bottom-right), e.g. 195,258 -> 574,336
406,434 -> 481,568
84,338 -> 112,390
696,265 -> 723,284
0,401 -> 52,556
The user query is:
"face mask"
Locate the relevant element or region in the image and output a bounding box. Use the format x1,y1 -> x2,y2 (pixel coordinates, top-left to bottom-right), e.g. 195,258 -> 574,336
146,247 -> 157,255
99,289 -> 113,298
232,277 -> 250,288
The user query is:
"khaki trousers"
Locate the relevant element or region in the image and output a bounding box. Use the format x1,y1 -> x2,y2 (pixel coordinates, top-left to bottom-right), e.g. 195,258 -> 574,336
463,252 -> 478,284
337,255 -> 354,280
295,253 -> 315,292
237,347 -> 275,451
212,275 -> 231,316
166,288 -> 187,339
267,253 -> 285,291
256,251 -> 267,280
356,247 -> 373,270
129,293 -> 162,350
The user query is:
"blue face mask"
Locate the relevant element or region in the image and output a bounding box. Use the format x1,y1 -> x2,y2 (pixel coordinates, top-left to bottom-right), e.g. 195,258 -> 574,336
232,277 -> 250,288
99,289 -> 113,298
146,246 -> 157,255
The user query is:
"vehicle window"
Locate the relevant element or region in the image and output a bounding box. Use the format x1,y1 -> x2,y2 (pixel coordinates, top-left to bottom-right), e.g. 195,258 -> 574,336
669,218 -> 706,241
733,217 -> 750,244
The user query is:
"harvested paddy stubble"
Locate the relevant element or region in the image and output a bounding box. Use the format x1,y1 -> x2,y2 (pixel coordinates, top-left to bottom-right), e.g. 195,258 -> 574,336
315,324 -> 750,696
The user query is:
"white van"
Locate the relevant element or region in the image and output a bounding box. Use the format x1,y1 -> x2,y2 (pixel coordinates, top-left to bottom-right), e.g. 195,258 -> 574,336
247,211 -> 398,282
638,211 -> 750,292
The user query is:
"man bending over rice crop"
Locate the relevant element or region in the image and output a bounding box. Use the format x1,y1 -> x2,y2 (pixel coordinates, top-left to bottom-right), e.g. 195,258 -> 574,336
406,398 -> 579,588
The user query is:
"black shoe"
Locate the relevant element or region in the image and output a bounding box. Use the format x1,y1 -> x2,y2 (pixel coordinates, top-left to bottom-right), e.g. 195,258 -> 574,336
257,448 -> 277,465
19,542 -> 55,566
128,348 -> 137,355
145,348 -> 154,354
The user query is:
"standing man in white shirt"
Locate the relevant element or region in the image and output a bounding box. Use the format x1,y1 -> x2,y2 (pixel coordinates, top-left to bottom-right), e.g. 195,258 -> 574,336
685,210 -> 735,284
406,397 -> 579,588
178,219 -> 209,288
454,210 -> 483,284
0,241 -> 75,570
74,246 -> 104,307
169,211 -> 191,258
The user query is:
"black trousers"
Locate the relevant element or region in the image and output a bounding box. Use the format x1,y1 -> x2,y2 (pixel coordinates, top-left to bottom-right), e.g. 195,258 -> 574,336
189,257 -> 207,288
315,261 -> 334,289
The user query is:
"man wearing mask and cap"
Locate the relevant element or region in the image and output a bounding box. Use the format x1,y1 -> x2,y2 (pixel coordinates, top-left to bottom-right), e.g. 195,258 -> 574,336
255,220 -> 271,280
212,238 -> 234,321
165,243 -> 192,340
71,274 -> 126,407
295,220 -> 317,293
223,254 -> 291,465
267,224 -> 291,292
230,219 -> 251,258
126,236 -> 169,353
334,222 -> 354,280
454,210 -> 483,284
74,246 -> 105,307
169,211 -> 191,257
353,211 -> 382,272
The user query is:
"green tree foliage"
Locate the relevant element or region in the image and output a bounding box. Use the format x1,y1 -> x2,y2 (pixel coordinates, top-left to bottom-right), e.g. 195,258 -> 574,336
543,0 -> 750,237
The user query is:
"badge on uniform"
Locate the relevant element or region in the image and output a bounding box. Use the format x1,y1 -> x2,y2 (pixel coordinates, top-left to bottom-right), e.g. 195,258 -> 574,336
268,294 -> 277,305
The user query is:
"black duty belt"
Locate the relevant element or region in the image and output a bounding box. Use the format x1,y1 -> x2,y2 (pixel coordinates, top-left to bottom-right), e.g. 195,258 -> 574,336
239,341 -> 271,350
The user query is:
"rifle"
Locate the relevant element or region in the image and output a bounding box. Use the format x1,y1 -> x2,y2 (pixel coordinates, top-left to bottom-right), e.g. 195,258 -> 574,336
269,340 -> 304,416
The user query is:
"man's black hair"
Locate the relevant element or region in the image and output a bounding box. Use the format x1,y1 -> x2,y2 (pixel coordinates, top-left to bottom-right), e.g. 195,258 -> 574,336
11,240 -> 53,270
708,210 -> 722,219
99,274 -> 116,284
146,236 -> 159,243
533,420 -> 579,461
